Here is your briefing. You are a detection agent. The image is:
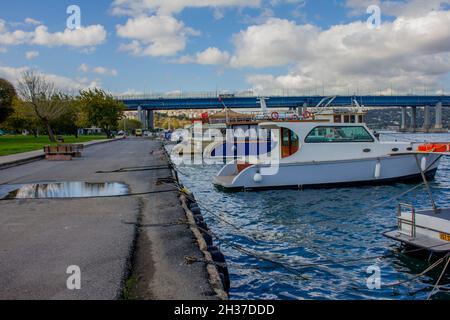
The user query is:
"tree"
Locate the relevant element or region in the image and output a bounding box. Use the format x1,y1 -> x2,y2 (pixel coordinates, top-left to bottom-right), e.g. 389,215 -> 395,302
2,98 -> 42,136
17,70 -> 66,142
118,118 -> 142,132
79,89 -> 125,138
0,78 -> 17,124
52,95 -> 81,138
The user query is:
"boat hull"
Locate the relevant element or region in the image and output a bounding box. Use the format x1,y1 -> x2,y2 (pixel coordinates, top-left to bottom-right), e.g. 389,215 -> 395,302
214,154 -> 442,190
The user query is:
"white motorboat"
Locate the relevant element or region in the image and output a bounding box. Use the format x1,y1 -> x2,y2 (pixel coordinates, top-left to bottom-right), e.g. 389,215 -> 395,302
213,120 -> 448,190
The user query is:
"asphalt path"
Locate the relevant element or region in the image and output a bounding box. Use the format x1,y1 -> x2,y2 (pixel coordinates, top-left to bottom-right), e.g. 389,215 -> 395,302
0,138 -> 214,300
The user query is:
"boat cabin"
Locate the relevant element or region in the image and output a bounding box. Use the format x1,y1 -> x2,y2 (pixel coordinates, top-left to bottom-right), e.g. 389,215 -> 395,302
314,108 -> 366,124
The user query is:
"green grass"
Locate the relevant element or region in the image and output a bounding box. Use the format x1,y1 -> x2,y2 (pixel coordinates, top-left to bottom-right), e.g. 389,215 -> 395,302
0,135 -> 107,156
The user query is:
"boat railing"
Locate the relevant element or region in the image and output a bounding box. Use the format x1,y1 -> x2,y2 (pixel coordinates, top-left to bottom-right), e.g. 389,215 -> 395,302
208,111 -> 303,125
397,203 -> 417,237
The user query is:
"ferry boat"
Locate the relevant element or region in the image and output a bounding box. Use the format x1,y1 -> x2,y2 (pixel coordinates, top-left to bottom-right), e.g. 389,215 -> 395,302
213,119 -> 448,190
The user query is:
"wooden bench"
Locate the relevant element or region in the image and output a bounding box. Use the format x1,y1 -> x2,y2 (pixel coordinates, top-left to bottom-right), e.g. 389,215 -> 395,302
43,144 -> 84,161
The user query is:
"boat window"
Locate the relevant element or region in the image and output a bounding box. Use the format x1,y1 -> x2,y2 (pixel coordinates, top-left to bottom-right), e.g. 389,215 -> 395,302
281,128 -> 299,158
305,126 -> 374,143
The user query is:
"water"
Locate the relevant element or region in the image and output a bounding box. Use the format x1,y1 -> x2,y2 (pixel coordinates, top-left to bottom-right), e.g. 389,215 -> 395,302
174,133 -> 450,300
1,182 -> 129,199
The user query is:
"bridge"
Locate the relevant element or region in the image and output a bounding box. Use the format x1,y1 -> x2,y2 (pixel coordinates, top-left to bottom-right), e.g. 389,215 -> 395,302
119,94 -> 450,132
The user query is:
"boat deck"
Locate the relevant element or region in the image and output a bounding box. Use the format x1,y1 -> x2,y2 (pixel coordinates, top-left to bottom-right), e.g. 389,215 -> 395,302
384,208 -> 450,253
384,230 -> 450,252
417,207 -> 450,219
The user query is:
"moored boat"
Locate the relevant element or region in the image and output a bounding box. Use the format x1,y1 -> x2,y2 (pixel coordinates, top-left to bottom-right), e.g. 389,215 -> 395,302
213,120 -> 447,190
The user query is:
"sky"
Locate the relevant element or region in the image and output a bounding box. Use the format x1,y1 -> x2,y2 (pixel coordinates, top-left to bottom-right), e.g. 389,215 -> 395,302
0,0 -> 449,96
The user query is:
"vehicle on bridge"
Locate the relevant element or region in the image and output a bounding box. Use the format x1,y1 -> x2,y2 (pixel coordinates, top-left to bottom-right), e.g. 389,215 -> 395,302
135,129 -> 143,137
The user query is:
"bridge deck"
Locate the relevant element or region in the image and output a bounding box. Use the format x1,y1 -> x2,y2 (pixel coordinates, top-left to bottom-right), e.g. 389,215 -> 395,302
121,95 -> 450,110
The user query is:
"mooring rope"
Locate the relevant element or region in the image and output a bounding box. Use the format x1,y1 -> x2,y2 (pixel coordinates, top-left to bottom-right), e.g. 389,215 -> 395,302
427,254 -> 450,299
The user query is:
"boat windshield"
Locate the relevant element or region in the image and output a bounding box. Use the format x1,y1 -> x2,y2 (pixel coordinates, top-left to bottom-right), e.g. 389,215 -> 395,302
305,126 -> 374,143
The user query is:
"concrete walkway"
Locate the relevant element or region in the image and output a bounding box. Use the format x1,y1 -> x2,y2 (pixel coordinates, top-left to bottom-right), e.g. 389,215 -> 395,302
0,138 -> 215,300
0,138 -> 122,170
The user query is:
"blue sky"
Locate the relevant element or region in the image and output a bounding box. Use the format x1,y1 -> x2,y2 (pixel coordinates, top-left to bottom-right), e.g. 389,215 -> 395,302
0,0 -> 449,95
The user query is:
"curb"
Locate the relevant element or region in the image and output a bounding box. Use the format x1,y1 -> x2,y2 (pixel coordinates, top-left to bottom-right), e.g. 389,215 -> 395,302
0,137 -> 125,171
180,194 -> 229,300
163,146 -> 230,300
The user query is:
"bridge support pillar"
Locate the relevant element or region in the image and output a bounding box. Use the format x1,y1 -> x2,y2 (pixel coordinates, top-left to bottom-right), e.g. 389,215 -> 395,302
137,106 -> 143,125
146,110 -> 155,130
423,105 -> 431,132
435,102 -> 443,129
410,106 -> 417,132
401,107 -> 408,131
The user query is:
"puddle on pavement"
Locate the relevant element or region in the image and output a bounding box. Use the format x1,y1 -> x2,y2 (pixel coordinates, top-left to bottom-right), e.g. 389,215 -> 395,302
3,182 -> 129,199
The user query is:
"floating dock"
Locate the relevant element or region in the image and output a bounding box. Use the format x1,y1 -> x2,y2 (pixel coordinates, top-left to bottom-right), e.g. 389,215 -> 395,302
384,205 -> 450,253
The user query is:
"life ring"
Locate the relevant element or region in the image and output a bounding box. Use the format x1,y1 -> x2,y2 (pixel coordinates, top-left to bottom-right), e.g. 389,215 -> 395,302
302,110 -> 313,119
271,112 -> 280,120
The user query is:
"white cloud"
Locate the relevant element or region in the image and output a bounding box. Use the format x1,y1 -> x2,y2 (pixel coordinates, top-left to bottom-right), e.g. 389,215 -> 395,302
230,18 -> 319,68
178,47 -> 230,65
117,15 -> 199,57
0,21 -> 33,45
240,7 -> 275,24
78,64 -> 118,77
233,10 -> 450,94
115,89 -> 144,96
0,20 -> 6,33
93,66 -> 118,76
79,63 -> 90,73
0,19 -> 106,49
24,17 -> 42,25
32,25 -> 107,48
25,51 -> 39,60
345,0 -> 450,17
111,0 -> 261,15
0,65 -> 101,92
112,1 -> 265,59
